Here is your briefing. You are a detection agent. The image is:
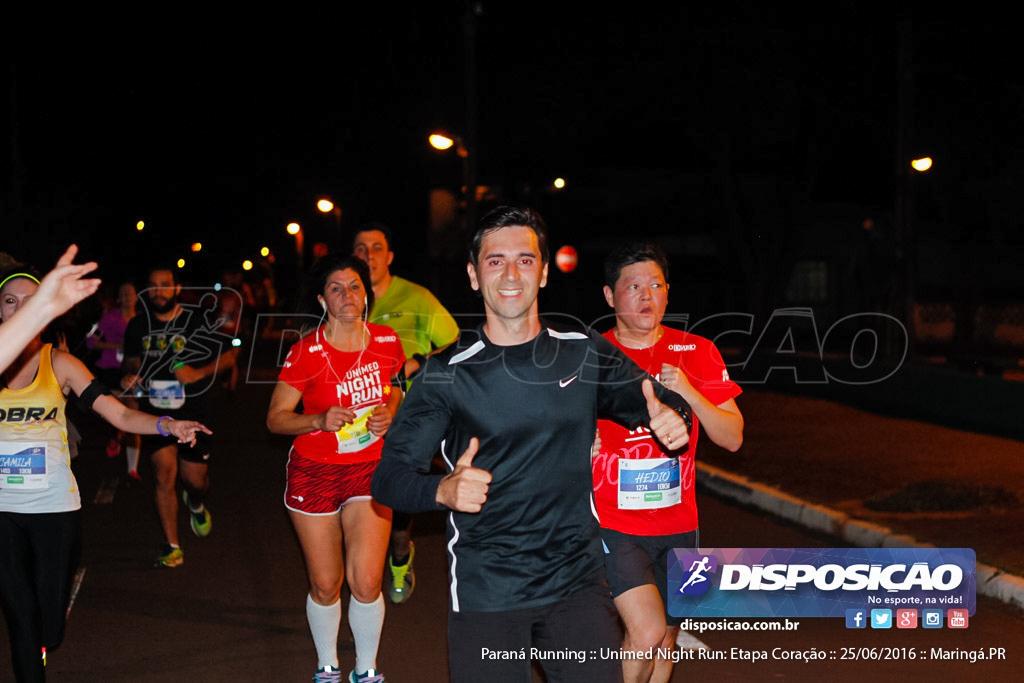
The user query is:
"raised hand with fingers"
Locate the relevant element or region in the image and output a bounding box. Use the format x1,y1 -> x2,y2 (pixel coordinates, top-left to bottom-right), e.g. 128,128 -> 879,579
435,437 -> 492,512
164,418 -> 213,447
39,244 -> 101,317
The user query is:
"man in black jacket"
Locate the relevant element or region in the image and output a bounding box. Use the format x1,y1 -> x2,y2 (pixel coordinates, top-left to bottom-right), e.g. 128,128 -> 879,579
372,206 -> 691,682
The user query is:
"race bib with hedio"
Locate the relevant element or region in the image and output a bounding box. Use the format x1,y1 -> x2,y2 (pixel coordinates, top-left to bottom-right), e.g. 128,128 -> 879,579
667,548 -> 975,618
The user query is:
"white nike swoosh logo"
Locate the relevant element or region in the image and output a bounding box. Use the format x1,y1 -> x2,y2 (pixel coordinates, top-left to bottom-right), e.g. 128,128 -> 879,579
559,376 -> 578,388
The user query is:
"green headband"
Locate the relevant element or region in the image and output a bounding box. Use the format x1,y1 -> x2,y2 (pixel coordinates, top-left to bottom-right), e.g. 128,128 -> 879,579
0,272 -> 41,291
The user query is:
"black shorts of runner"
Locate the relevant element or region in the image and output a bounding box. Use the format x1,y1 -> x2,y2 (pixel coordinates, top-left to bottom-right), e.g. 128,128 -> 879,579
601,527 -> 699,626
141,428 -> 212,465
447,580 -> 622,682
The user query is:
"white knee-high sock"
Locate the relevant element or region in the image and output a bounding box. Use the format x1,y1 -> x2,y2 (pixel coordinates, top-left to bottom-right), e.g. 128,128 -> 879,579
349,593 -> 385,673
306,594 -> 341,669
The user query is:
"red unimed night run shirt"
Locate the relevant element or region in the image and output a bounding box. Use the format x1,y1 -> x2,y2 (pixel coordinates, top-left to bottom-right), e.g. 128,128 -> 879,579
593,327 -> 742,536
278,323 -> 405,465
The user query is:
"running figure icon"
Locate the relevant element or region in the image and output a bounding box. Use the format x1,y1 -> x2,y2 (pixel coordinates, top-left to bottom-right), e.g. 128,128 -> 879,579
679,556 -> 711,593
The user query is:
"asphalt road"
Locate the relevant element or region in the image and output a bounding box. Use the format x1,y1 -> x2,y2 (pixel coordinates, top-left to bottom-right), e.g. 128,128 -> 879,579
3,382 -> 1022,682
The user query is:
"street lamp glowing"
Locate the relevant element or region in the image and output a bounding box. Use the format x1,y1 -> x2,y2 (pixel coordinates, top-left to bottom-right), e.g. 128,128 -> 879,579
176,258 -> 185,269
317,199 -> 334,213
242,260 -> 253,271
553,178 -> 566,190
191,242 -> 202,252
136,221 -> 145,231
429,134 -> 455,151
911,157 -> 933,172
260,247 -> 270,257
288,222 -> 305,276
429,132 -> 468,159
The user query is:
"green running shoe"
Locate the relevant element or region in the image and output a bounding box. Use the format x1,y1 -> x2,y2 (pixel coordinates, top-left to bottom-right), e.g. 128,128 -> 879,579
387,541 -> 415,604
183,490 -> 212,538
155,544 -> 184,568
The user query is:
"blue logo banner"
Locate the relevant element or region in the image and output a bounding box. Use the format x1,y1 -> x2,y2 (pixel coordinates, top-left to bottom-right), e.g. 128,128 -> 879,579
667,548 -> 976,618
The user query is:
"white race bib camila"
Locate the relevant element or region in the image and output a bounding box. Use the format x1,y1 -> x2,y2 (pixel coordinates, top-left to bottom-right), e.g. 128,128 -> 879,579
0,441 -> 49,490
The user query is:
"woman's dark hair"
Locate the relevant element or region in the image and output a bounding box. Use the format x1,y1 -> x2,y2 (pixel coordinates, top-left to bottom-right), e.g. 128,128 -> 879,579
304,253 -> 375,316
469,206 -> 550,267
602,242 -> 670,289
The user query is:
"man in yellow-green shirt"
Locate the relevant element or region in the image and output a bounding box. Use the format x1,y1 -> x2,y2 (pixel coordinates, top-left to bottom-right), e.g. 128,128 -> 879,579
354,222 -> 459,604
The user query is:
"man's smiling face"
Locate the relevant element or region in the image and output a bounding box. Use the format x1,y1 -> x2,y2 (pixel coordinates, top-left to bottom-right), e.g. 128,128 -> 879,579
467,225 -> 548,326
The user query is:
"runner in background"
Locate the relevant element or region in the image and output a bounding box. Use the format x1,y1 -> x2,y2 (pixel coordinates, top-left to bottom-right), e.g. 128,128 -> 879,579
353,223 -> 459,605
86,282 -> 142,481
121,266 -> 238,568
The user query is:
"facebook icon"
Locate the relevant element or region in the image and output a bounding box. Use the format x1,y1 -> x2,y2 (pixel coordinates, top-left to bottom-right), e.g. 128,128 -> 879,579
845,609 -> 866,629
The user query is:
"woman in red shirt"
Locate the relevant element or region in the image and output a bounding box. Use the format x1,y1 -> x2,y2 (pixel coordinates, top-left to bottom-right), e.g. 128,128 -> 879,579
266,254 -> 403,683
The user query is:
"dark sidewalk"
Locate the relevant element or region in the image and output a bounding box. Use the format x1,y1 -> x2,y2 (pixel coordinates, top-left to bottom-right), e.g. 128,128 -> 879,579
698,360 -> 1024,609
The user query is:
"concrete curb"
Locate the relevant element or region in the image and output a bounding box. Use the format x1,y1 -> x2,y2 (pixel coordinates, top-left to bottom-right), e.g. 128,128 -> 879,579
696,462 -> 1024,613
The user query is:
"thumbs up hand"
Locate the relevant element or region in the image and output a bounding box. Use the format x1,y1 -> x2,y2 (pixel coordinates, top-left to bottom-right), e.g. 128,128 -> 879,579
643,379 -> 690,451
435,437 -> 492,512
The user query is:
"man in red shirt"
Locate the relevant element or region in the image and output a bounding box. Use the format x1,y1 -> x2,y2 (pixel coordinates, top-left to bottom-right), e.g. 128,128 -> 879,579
593,243 -> 744,683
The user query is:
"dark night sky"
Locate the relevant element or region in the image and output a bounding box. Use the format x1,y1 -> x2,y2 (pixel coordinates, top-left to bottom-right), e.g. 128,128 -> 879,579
3,5 -> 1022,311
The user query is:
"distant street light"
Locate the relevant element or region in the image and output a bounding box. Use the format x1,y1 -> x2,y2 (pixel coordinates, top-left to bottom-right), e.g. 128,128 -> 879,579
911,157 -> 933,172
287,223 -> 305,278
429,132 -> 466,160
429,133 -> 453,150
429,133 -> 468,157
191,242 -> 202,252
429,130 -> 475,233
317,197 -> 342,238
136,221 -> 145,231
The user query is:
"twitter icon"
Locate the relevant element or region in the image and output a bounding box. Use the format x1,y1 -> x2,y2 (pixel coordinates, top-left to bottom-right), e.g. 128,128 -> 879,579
870,609 -> 892,629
